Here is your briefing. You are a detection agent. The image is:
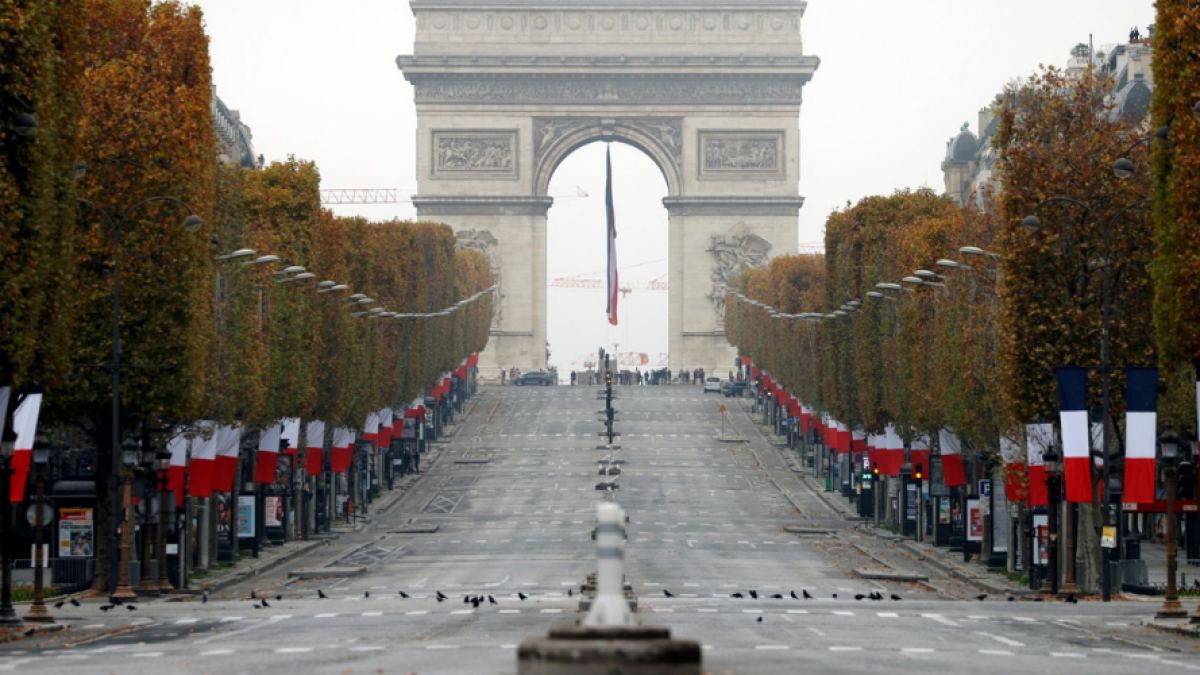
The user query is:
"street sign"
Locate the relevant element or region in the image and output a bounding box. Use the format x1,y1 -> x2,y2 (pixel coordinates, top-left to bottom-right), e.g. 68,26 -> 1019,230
979,479 -> 991,498
1101,526 -> 1117,549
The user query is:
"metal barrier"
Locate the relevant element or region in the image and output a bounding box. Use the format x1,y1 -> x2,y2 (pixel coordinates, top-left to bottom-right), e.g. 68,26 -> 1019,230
1116,558 -> 1200,595
10,558 -> 96,593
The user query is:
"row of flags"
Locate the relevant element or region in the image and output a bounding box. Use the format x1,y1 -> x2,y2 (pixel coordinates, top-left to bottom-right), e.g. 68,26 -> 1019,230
740,356 -> 1200,505
1,352 -> 480,505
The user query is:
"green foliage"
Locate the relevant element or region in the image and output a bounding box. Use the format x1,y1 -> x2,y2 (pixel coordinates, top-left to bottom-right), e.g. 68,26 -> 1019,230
1151,1 -> 1200,433
0,0 -> 83,390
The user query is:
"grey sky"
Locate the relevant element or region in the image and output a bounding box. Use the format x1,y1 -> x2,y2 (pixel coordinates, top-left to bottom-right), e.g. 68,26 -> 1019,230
193,0 -> 1155,369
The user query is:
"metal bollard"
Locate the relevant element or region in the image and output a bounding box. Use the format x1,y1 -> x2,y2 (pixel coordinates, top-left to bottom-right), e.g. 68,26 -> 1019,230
584,502 -> 632,627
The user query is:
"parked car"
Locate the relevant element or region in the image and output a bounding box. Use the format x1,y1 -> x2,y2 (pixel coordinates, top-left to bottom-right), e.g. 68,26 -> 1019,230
721,380 -> 746,397
703,376 -> 722,393
513,370 -> 554,386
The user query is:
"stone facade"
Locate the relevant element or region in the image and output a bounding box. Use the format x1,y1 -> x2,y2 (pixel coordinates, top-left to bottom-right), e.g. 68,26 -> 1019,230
398,0 -> 819,377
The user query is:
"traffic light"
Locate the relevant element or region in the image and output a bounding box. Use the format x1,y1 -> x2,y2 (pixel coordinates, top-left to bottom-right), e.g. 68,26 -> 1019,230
872,462 -> 879,476
914,463 -> 924,481
1179,461 -> 1196,499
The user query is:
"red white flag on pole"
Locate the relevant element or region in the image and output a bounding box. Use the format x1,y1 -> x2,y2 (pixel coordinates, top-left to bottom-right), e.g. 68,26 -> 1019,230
254,423 -> 283,484
304,421 -> 325,476
911,435 -> 930,479
1124,367 -> 1158,504
884,424 -> 904,477
1056,367 -> 1093,503
188,424 -> 218,497
214,424 -> 242,493
281,418 -> 301,459
8,388 -> 41,503
605,145 -> 618,326
1025,423 -> 1054,507
1001,434 -> 1028,504
938,429 -> 966,487
167,432 -> 188,507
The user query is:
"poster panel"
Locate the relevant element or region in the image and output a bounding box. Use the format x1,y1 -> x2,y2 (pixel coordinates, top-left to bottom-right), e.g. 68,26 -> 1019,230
58,508 -> 94,558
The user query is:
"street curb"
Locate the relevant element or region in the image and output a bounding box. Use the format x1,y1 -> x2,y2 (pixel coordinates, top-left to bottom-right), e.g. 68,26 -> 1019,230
853,568 -> 930,582
1145,619 -> 1200,639
894,541 -> 1033,596
196,539 -> 328,594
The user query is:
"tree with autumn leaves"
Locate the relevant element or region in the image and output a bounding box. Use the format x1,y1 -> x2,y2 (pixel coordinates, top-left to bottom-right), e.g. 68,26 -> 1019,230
1,0 -> 495,592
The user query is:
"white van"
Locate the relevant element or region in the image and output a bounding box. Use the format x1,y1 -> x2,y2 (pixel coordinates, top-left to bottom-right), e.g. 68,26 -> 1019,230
703,377 -> 722,393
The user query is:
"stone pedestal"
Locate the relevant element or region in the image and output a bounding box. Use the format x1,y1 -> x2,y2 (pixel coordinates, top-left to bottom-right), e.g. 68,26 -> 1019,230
518,626 -> 701,675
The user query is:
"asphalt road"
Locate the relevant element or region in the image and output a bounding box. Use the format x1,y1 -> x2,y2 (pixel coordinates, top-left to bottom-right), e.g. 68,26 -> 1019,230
3,385 -> 1199,674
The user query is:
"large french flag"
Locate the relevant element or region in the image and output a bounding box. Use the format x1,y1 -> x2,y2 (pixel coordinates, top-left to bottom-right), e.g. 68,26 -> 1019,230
304,420 -> 325,476
605,145 -> 619,326
187,425 -> 218,498
331,427 -> 354,473
1056,367 -> 1093,503
1124,367 -> 1158,504
253,423 -> 283,484
6,388 -> 42,503
938,429 -> 966,487
167,432 -> 188,507
1000,434 -> 1028,504
213,424 -> 242,493
1025,423 -> 1054,507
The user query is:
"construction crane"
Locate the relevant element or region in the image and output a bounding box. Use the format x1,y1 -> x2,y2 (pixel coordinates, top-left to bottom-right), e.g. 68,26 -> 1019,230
319,186 -> 589,205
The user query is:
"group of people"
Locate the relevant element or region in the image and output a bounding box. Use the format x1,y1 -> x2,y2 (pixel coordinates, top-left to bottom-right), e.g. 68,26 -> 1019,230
394,442 -> 421,477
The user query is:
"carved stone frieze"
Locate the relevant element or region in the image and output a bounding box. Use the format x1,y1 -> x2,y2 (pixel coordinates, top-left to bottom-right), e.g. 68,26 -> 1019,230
411,8 -> 803,39
432,130 -> 518,179
455,228 -> 503,328
698,130 -> 785,180
413,78 -> 805,105
706,223 -> 773,321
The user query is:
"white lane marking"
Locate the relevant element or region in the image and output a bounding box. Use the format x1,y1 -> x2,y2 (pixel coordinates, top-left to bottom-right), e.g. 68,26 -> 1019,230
1013,616 -> 1038,623
832,611 -> 855,616
698,609 -> 718,613
742,609 -> 763,614
315,613 -> 338,618
362,612 -> 383,617
923,614 -> 960,627
499,609 -> 520,614
1051,652 -> 1085,659
829,647 -> 862,652
975,632 -> 1025,648
174,618 -> 199,625
350,647 -> 386,652
541,609 -> 563,614
275,648 -> 312,654
220,616 -> 243,622
807,627 -> 825,637
200,650 -> 234,656
427,645 -> 460,650
451,609 -> 474,615
500,645 -> 518,650
786,610 -> 808,614
979,649 -> 1013,656
406,610 -> 428,616
756,645 -> 789,650
131,653 -> 164,658
878,612 -> 899,618
903,648 -> 935,654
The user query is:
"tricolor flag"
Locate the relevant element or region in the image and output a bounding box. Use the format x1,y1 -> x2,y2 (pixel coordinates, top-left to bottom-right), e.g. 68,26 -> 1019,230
167,433 -> 189,507
1000,434 -> 1028,504
253,423 -> 283,484
214,424 -> 242,493
939,429 -> 966,487
1025,423 -> 1054,507
911,436 -> 930,479
188,425 -> 218,497
605,145 -> 618,326
281,418 -> 301,460
378,409 -> 394,452
1055,367 -> 1093,503
331,427 -> 354,473
304,421 -> 326,476
1124,367 -> 1158,504
6,388 -> 42,503
884,424 -> 904,476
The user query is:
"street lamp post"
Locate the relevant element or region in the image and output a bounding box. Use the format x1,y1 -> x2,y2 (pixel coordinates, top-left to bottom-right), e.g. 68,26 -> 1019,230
0,427 -> 20,626
113,443 -> 138,602
1157,428 -> 1187,619
1024,196 -> 1152,601
76,197 -> 202,599
23,444 -> 53,623
136,448 -> 159,597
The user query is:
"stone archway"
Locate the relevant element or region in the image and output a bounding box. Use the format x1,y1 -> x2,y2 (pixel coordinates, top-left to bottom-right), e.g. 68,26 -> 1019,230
398,1 -> 820,377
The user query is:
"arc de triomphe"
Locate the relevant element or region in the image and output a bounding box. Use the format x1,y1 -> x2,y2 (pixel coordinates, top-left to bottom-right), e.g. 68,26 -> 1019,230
397,0 -> 819,377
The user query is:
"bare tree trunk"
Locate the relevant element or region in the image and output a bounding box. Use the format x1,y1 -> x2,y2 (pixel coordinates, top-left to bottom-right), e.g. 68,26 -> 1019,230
1079,501 -> 1103,593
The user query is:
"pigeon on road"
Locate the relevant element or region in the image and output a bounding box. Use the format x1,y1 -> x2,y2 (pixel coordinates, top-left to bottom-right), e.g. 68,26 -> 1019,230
855,594 -> 866,601
261,599 -> 270,608
975,594 -> 988,601
318,589 -> 328,599
663,590 -> 675,598
802,590 -> 813,600
70,598 -> 80,607
890,594 -> 902,601
126,605 -> 137,611
518,593 -> 528,601
771,594 -> 783,599
756,616 -> 763,623
790,591 -> 798,600
54,601 -> 65,609
364,591 -> 370,599
489,595 -> 497,605
202,592 -> 209,604
731,593 -> 744,599
568,589 -> 573,597
251,591 -> 257,600
276,595 -> 283,601
749,590 -> 758,599
436,591 -> 447,602
100,605 -> 112,612
399,591 -> 410,599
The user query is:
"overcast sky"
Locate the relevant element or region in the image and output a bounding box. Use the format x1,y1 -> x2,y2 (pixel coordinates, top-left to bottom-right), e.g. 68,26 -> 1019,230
193,0 -> 1155,370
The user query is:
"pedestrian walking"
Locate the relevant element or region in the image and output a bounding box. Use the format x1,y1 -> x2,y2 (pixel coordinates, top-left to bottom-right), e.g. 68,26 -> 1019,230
500,368 -> 506,385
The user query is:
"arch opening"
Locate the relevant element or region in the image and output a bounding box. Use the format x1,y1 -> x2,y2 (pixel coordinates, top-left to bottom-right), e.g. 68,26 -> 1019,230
546,141 -> 669,379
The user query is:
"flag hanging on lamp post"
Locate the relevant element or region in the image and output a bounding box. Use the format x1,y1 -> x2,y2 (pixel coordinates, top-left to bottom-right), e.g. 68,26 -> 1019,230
605,144 -> 619,326
1124,367 -> 1158,504
187,424 -> 218,498
304,421 -> 326,476
254,423 -> 283,484
214,424 -> 242,494
167,433 -> 188,507
1025,423 -> 1054,507
938,429 -> 966,488
8,388 -> 42,503
1055,367 -> 1093,503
